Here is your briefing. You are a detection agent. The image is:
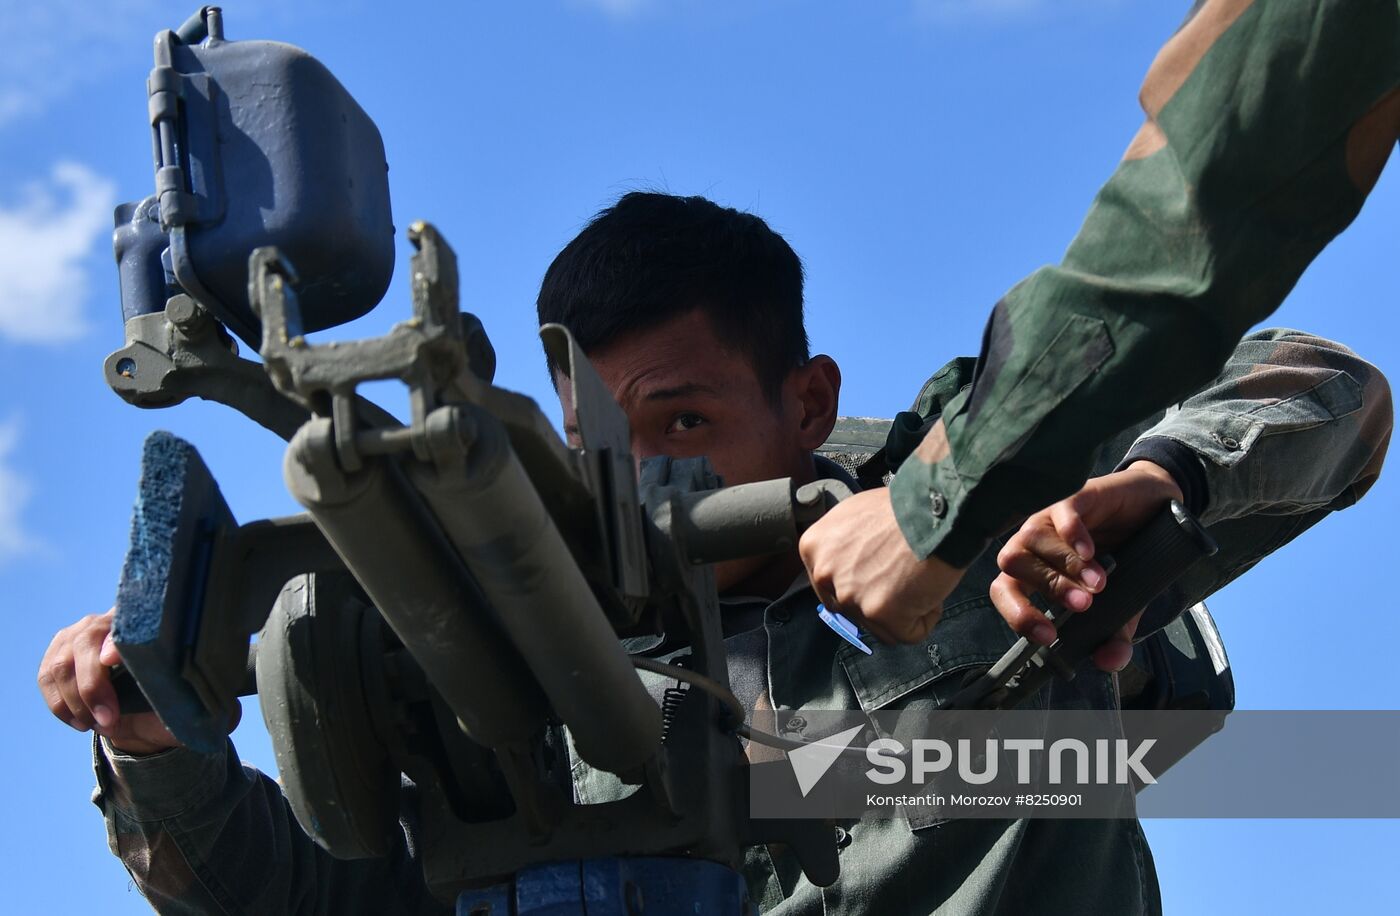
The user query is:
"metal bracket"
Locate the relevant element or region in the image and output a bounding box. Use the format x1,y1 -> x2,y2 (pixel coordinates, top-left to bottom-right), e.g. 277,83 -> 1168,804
541,323 -> 649,623
151,16 -> 226,232
104,293 -> 311,441
252,221 -> 495,471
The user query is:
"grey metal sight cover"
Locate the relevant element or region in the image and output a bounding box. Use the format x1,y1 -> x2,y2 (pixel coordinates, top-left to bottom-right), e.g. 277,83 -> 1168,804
114,7 -> 395,347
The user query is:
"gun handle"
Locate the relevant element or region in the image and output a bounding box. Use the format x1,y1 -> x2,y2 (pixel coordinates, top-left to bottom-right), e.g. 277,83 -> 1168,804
1004,501 -> 1217,707
947,500 -> 1217,711
109,664 -> 151,715
109,645 -> 258,718
1054,502 -> 1215,656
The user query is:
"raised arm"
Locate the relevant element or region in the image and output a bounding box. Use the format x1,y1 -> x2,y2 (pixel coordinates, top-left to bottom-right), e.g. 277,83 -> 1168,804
39,609 -> 444,915
94,737 -> 443,916
1113,329 -> 1390,527
803,0 -> 1400,641
988,328 -> 1392,668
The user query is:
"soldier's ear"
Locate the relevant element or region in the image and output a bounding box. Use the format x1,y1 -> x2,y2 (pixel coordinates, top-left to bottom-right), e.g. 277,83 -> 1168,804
791,355 -> 841,451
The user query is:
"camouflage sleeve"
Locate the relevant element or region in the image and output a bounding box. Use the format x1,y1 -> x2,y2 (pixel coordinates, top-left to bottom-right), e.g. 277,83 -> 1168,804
1113,329 -> 1391,637
1118,329 -> 1392,527
92,736 -> 446,915
890,0 -> 1400,567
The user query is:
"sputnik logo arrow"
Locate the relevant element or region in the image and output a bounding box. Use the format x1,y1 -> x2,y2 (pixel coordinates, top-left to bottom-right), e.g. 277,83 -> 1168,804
787,724 -> 865,797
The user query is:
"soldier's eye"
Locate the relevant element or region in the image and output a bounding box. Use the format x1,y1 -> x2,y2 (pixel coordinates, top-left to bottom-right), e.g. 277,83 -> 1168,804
666,413 -> 707,434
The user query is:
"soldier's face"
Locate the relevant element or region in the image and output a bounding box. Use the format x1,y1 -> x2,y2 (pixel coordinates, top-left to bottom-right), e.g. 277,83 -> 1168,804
557,307 -> 840,593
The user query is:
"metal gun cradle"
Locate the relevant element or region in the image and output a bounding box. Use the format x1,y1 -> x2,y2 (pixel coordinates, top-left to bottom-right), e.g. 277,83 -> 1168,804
110,201 -> 845,908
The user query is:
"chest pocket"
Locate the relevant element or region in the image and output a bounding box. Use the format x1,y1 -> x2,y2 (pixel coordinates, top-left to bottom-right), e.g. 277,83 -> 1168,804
838,595 -> 1020,831
838,539 -> 1017,713
838,588 -> 1117,830
839,595 -> 1022,716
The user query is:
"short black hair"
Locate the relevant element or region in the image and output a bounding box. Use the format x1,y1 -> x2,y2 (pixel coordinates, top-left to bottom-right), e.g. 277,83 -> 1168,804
537,192 -> 809,399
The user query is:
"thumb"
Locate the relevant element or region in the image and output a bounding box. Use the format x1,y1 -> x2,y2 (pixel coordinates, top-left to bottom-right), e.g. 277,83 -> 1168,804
99,632 -> 122,667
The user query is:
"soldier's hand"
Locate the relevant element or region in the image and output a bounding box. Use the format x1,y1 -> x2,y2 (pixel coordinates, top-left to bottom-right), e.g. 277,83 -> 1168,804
989,461 -> 1183,672
38,608 -> 184,756
800,487 -> 967,644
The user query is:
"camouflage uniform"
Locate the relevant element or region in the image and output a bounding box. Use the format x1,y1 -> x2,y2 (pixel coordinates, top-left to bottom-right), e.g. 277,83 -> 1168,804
892,0 -> 1400,568
93,329 -> 1390,915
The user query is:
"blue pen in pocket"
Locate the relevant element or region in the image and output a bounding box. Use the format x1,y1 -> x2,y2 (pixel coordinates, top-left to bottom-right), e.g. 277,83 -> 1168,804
817,604 -> 874,655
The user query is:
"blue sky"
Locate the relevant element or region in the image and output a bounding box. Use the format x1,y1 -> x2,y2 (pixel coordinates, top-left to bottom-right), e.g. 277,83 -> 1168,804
3,1 -> 1396,912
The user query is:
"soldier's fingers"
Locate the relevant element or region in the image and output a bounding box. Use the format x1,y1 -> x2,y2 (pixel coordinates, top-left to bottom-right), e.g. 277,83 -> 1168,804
810,577 -> 841,623
990,574 -> 1057,645
812,579 -> 884,644
95,608 -> 121,664
885,605 -> 940,645
1048,499 -> 1097,563
1092,611 -> 1144,672
1092,637 -> 1134,673
854,596 -> 923,647
38,645 -> 81,729
47,646 -> 92,730
74,627 -> 119,730
853,605 -> 901,647
998,543 -> 1094,613
110,711 -> 180,754
1000,520 -> 1106,594
39,627 -> 74,721
99,631 -> 122,667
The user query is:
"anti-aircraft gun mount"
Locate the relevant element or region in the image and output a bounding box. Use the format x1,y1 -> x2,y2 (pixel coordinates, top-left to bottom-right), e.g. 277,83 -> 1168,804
112,214 -> 856,905
104,8 -> 1227,913
104,13 -> 853,907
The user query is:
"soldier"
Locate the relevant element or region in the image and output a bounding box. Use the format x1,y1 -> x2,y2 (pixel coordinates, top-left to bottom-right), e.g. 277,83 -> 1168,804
801,0 -> 1400,646
40,192 -> 1390,914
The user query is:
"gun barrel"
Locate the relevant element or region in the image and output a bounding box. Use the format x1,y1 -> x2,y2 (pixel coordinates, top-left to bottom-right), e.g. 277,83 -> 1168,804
675,477 -> 855,566
677,479 -> 799,565
284,418 -> 549,750
407,405 -> 663,777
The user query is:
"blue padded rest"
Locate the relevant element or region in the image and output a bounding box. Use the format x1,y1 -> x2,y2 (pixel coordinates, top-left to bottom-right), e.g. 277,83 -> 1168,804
113,431 -> 237,753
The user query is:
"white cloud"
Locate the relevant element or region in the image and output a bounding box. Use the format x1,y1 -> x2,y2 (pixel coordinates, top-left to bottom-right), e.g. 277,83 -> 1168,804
0,162 -> 117,344
0,419 -> 40,564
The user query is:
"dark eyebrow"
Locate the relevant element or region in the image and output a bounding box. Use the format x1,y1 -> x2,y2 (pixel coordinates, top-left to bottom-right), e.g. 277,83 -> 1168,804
642,382 -> 722,402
